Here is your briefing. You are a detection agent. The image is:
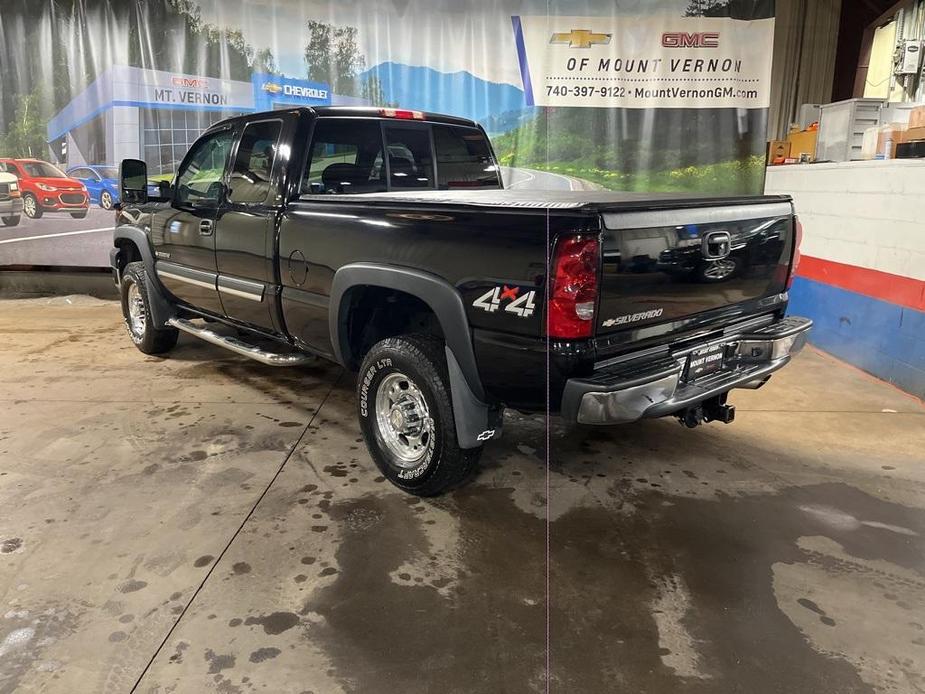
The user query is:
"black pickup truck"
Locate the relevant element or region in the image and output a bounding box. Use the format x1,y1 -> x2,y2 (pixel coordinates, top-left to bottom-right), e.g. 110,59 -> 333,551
111,106 -> 811,496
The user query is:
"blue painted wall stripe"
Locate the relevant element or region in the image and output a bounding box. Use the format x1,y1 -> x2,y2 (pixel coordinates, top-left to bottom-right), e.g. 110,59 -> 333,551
788,277 -> 925,399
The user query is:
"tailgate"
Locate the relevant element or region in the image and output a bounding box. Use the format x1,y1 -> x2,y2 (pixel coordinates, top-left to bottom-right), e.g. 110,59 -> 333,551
597,200 -> 794,335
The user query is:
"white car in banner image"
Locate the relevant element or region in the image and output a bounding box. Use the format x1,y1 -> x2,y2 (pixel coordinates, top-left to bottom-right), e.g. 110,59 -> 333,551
0,170 -> 23,226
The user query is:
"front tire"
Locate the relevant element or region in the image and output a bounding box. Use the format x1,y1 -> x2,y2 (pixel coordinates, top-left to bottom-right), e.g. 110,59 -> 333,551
22,193 -> 41,219
1,215 -> 19,227
120,262 -> 179,355
358,335 -> 481,496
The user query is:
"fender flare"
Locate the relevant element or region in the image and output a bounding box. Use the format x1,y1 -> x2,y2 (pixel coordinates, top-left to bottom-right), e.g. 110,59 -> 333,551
112,225 -> 174,328
329,263 -> 501,449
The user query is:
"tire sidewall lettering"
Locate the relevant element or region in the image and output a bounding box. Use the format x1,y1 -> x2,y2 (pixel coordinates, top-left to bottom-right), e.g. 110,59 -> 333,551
359,357 -> 392,419
396,430 -> 436,480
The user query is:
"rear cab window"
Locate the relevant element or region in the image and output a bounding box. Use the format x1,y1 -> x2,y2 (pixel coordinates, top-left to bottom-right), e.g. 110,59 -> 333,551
302,116 -> 501,195
302,119 -> 387,195
433,125 -> 501,189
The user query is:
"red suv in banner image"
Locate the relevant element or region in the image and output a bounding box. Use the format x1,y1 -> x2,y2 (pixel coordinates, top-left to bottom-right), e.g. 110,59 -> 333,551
0,159 -> 89,219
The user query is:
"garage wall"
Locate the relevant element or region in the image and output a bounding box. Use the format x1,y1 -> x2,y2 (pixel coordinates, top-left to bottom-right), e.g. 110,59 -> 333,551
765,160 -> 925,399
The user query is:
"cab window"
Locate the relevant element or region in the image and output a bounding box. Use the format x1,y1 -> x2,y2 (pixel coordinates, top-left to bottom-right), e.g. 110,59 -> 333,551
303,119 -> 386,195
228,120 -> 282,204
383,126 -> 434,189
174,129 -> 234,207
433,125 -> 501,190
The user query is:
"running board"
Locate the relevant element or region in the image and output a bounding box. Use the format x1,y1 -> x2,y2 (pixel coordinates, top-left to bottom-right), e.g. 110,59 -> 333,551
167,317 -> 317,367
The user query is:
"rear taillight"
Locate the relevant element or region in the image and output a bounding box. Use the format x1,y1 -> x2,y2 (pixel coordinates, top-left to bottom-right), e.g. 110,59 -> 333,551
788,217 -> 803,288
548,235 -> 600,339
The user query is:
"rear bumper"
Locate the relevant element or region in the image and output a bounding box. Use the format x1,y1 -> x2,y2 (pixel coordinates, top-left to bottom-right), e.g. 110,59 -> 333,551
561,316 -> 812,425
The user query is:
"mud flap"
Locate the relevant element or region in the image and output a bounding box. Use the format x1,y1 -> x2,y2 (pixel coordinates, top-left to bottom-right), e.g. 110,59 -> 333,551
445,346 -> 502,449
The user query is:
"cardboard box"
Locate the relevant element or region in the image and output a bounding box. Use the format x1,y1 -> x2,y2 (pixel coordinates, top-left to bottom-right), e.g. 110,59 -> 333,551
909,106 -> 925,130
903,125 -> 925,142
888,126 -> 925,158
767,140 -> 791,164
787,130 -> 818,160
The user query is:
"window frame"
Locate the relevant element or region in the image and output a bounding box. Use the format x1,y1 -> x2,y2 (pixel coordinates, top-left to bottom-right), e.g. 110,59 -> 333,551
226,117 -> 285,207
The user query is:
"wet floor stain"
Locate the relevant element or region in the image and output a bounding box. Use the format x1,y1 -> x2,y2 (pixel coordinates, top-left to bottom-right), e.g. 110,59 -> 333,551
301,481 -> 925,693
1,537 -> 23,553
797,598 -> 837,626
231,562 -> 251,575
118,579 -> 147,594
243,611 -> 300,635
248,647 -> 281,663
204,648 -> 235,674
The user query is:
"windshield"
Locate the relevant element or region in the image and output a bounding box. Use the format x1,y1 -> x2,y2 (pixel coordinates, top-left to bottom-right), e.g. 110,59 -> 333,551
21,161 -> 67,178
97,167 -> 119,180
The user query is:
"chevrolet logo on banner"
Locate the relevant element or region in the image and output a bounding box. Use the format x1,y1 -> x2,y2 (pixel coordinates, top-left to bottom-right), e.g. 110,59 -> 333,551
549,29 -> 611,48
261,82 -> 283,94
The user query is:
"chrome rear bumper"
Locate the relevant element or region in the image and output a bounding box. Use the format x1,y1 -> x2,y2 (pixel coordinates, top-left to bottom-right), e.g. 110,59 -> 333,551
562,316 -> 812,425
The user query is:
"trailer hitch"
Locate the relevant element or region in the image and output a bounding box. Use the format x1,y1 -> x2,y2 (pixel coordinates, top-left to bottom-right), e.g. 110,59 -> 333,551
677,393 -> 736,428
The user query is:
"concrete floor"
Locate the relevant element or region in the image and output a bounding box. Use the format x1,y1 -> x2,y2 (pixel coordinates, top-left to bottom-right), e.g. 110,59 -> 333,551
1,296 -> 924,694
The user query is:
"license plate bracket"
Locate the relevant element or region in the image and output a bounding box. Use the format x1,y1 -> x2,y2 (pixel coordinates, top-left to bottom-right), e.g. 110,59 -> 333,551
684,343 -> 727,381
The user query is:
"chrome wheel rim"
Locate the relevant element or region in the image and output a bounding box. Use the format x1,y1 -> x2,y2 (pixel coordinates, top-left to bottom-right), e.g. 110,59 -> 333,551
23,195 -> 36,217
127,282 -> 146,337
375,372 -> 434,468
703,259 -> 737,280
101,191 -> 112,209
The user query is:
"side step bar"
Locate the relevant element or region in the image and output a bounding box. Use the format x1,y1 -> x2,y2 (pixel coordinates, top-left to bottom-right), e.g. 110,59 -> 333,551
167,317 -> 317,367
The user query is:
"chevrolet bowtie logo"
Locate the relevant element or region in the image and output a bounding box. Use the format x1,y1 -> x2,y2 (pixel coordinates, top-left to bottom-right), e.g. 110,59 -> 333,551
550,29 -> 612,48
262,82 -> 283,94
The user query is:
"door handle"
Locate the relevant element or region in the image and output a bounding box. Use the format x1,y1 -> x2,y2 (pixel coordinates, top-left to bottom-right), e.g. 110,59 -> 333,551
199,219 -> 214,236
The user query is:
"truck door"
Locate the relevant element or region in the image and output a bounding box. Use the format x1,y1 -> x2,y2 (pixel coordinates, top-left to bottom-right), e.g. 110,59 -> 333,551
153,126 -> 234,315
213,117 -> 287,332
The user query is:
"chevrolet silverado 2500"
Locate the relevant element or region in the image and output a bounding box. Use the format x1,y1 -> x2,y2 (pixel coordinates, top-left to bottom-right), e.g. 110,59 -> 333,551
111,106 -> 811,496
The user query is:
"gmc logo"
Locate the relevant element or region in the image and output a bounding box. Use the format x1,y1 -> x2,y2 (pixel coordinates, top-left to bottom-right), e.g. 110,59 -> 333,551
662,32 -> 720,48
171,77 -> 209,88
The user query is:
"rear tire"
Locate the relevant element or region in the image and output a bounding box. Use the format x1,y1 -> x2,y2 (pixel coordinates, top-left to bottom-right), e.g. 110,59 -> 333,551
120,261 -> 179,355
100,190 -> 114,210
1,215 -> 19,227
358,335 -> 481,496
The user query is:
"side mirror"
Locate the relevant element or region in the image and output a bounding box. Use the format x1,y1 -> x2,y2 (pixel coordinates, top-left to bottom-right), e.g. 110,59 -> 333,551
120,159 -> 148,204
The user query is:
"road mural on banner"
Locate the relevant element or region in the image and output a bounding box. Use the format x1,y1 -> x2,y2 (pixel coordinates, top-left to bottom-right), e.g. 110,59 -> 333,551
0,0 -> 774,268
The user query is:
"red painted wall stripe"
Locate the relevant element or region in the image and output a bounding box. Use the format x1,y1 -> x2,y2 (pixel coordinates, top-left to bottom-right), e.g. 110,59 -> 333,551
797,255 -> 925,312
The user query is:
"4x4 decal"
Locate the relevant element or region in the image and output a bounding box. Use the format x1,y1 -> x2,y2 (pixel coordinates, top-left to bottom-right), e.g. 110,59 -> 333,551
472,285 -> 537,318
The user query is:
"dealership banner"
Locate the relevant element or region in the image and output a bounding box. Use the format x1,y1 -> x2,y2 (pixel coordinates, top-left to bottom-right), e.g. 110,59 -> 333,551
514,15 -> 774,109
0,0 -> 775,270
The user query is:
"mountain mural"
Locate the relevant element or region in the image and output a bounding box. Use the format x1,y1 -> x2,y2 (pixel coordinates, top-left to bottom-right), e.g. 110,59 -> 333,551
359,61 -> 535,134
